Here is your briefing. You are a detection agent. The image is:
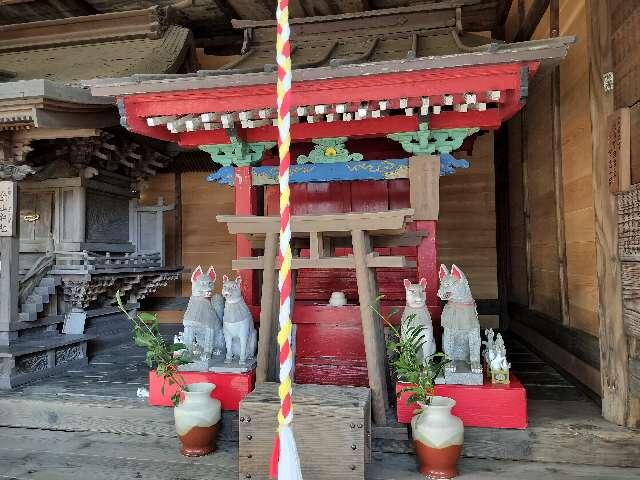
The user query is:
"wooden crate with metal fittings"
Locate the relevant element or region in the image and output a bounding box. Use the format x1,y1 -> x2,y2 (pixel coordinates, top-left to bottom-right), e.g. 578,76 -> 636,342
238,382 -> 371,480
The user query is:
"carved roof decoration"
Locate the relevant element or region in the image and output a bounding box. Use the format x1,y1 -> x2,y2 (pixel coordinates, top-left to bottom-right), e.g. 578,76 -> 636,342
0,7 -> 195,84
27,128 -> 173,181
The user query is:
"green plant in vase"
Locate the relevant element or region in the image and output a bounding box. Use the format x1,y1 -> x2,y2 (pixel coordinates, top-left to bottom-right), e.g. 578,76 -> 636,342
116,290 -> 191,406
373,305 -> 449,408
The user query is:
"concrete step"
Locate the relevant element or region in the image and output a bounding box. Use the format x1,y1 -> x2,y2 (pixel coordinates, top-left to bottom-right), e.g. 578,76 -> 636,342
39,276 -> 61,288
18,311 -> 38,322
34,285 -> 56,295
26,293 -> 50,305
21,302 -> 44,314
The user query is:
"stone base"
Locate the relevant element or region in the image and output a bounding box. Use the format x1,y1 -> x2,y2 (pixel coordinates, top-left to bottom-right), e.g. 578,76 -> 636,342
177,353 -> 257,374
0,334 -> 90,389
435,360 -> 483,385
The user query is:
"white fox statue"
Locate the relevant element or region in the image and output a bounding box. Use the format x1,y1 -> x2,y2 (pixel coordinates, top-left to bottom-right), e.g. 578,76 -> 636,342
221,275 -> 257,365
182,266 -> 225,357
438,264 -> 482,375
401,278 -> 436,364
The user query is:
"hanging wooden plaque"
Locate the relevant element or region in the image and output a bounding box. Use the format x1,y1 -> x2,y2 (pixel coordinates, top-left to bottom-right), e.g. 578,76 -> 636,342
0,181 -> 16,237
607,108 -> 631,193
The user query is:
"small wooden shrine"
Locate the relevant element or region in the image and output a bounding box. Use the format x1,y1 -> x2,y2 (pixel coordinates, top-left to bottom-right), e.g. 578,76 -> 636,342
88,3 -> 573,424
0,6 -> 193,388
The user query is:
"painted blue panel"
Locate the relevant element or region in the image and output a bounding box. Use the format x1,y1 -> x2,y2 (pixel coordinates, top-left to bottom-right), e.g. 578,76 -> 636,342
207,156 -> 469,185
208,167 -> 235,185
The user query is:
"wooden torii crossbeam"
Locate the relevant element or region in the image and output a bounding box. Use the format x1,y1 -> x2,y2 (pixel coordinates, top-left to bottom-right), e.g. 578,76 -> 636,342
217,208 -> 416,424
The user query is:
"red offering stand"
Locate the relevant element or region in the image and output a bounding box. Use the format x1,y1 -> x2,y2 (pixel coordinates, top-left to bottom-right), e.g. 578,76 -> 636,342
148,369 -> 256,410
396,374 -> 528,429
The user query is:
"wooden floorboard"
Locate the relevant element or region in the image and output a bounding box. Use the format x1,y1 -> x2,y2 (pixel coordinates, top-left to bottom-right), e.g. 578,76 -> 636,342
1,427 -> 639,480
1,333 -> 638,476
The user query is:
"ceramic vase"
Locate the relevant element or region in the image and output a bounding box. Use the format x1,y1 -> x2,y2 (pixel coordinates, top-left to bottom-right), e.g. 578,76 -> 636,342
411,396 -> 463,479
174,382 -> 221,457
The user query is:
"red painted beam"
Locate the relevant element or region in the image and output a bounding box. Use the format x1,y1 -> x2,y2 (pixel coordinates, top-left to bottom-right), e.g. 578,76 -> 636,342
124,63 -> 537,118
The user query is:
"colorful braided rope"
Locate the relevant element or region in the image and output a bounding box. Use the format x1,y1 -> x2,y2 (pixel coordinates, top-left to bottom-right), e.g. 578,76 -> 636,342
270,0 -> 303,478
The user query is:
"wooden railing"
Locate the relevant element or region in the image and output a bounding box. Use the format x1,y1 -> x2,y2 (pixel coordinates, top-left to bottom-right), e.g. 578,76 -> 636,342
52,251 -> 162,273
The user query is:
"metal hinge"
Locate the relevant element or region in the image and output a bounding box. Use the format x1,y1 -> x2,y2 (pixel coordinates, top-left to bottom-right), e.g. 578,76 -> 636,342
602,72 -> 614,93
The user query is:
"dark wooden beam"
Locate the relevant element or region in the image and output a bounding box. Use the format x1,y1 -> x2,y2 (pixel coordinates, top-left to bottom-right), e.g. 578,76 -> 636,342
494,125 -> 512,331
586,0 -> 638,427
509,303 -> 600,369
174,171 -> 183,297
514,0 -> 550,42
497,0 -> 514,26
550,0 -> 569,325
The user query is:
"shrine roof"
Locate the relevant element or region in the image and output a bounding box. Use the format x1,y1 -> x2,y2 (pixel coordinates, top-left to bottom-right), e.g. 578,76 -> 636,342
86,35 -> 574,96
0,7 -> 193,85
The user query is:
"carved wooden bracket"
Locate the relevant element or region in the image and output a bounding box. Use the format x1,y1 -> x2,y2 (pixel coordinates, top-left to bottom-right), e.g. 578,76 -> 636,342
387,123 -> 478,155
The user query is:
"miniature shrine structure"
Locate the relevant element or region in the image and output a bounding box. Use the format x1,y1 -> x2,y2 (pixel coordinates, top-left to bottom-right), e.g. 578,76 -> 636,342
88,3 -> 572,425
0,6 -> 191,388
2,0 -> 640,478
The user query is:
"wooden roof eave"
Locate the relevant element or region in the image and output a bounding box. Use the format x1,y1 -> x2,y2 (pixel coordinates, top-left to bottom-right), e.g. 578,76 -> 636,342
84,35 -> 576,98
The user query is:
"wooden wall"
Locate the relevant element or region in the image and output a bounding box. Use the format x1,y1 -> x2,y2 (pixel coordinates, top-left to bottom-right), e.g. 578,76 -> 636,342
505,0 -> 598,335
559,0 -> 598,336
139,171 -> 236,322
439,132 -> 497,301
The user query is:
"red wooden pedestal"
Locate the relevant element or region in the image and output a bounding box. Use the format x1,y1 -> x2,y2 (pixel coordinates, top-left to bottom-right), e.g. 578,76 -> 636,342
148,369 -> 256,410
396,375 -> 528,429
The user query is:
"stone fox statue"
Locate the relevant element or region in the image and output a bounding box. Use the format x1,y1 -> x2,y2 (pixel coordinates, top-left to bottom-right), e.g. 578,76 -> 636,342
401,278 -> 436,364
221,275 -> 257,365
182,266 -> 225,356
438,264 -> 482,374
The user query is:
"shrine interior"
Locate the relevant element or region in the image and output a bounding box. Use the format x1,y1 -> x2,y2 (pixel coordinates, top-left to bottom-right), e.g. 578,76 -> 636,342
0,0 -> 639,479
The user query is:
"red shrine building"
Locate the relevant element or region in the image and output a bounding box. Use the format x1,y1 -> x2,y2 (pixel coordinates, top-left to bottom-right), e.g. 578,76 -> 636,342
88,3 -> 572,425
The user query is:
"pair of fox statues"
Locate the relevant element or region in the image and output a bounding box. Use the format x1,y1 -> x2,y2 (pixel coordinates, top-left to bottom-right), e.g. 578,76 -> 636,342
402,264 -> 506,383
180,262 -> 503,382
179,266 -> 257,366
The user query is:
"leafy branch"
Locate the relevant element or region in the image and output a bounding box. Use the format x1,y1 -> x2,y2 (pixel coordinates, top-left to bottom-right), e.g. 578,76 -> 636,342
371,302 -> 449,407
116,290 -> 191,406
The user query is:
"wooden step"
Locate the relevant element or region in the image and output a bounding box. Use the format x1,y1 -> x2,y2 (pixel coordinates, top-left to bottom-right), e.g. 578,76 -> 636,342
0,389 -> 637,469
21,301 -> 44,314
1,426 -> 639,480
18,311 -> 37,322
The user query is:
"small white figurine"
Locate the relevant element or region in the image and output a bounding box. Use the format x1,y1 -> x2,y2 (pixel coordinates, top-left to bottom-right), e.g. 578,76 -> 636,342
438,264 -> 482,376
221,275 -> 257,365
401,278 -> 436,364
487,332 -> 511,384
482,328 -> 495,365
182,266 -> 225,357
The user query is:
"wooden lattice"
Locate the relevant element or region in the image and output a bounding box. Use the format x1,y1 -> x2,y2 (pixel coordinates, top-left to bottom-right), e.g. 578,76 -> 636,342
618,185 -> 640,260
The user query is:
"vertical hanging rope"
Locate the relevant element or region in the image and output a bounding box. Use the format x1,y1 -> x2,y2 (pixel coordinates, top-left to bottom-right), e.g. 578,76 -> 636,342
270,1 -> 303,479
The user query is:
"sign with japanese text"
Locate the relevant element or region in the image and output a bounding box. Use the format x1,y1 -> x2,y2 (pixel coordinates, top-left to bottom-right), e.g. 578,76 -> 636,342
0,181 -> 16,237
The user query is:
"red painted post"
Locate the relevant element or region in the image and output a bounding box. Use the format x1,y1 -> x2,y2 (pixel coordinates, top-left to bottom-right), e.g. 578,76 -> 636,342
235,166 -> 257,305
416,220 -> 441,322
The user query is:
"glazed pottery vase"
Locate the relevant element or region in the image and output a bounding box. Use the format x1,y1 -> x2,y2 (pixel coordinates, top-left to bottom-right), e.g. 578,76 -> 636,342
411,396 -> 463,479
174,382 -> 222,457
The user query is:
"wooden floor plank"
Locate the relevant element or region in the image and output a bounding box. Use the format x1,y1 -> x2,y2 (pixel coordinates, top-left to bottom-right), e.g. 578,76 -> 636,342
369,453 -> 640,480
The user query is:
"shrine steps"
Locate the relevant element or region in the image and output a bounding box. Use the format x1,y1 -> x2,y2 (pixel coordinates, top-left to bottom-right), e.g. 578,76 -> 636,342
0,381 -> 639,470
18,275 -> 61,323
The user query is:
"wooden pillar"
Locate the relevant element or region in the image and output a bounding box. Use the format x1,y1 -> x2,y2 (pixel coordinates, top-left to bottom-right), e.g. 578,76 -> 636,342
586,0 -> 639,427
494,125 -> 512,332
234,166 -> 257,305
0,181 -> 19,337
174,171 -> 182,296
256,232 -> 278,383
352,228 -> 388,425
410,155 -> 441,320
550,0 -> 570,326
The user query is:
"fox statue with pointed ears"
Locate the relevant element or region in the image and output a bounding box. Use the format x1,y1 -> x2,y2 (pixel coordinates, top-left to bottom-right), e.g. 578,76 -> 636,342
438,264 -> 482,374
221,275 -> 257,365
401,278 -> 436,364
182,265 -> 225,357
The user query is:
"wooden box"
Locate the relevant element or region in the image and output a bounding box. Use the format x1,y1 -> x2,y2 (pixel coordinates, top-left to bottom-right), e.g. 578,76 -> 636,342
239,383 -> 371,480
396,374 -> 528,429
148,369 -> 255,410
